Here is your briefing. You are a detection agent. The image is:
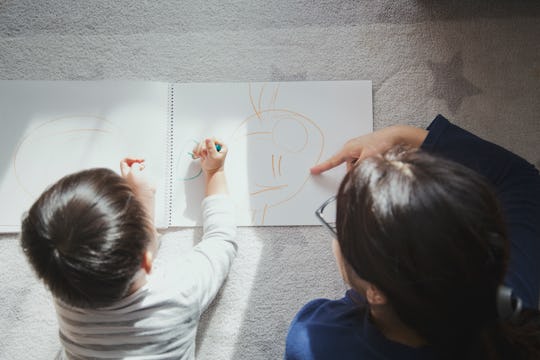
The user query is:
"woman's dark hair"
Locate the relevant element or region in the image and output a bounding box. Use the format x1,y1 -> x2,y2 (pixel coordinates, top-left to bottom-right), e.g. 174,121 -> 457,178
20,168 -> 153,308
336,146 -> 540,359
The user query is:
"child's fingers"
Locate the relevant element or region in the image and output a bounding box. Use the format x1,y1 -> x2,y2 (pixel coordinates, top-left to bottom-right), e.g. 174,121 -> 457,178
120,158 -> 145,177
192,141 -> 204,159
206,138 -> 218,156
132,161 -> 145,171
193,138 -> 226,160
207,138 -> 227,156
120,159 -> 130,177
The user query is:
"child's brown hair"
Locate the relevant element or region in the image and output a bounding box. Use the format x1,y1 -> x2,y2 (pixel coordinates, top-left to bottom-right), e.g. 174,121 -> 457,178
21,168 -> 153,308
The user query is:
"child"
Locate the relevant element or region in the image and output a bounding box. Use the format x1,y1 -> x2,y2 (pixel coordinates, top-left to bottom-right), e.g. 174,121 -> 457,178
20,138 -> 236,359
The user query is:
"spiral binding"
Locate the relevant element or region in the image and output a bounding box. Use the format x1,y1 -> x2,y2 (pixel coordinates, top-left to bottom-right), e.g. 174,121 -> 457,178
165,84 -> 175,227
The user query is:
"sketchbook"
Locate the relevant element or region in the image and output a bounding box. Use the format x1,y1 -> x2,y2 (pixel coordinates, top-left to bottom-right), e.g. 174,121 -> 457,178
0,80 -> 372,231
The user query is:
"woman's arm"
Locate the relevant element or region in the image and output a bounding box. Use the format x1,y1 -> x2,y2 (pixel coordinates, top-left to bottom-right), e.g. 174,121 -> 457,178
421,115 -> 540,309
310,124 -> 428,174
312,115 -> 540,307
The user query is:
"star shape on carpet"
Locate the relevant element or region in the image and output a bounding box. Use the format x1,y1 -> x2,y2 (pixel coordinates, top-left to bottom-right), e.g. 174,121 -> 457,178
427,52 -> 482,114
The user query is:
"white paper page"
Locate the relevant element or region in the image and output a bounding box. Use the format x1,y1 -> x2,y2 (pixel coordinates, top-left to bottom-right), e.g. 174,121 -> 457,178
171,81 -> 372,226
0,81 -> 169,232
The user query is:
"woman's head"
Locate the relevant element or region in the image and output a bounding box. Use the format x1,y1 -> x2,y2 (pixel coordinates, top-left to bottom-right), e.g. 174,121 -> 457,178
21,168 -> 154,308
336,146 -> 508,350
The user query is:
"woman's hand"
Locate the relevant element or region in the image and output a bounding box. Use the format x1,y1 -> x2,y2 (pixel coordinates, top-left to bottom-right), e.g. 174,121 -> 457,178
310,125 -> 428,174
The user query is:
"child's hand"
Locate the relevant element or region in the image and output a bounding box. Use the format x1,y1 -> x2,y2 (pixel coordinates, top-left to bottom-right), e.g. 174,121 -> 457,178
120,158 -> 156,217
192,138 -> 227,176
192,139 -> 229,196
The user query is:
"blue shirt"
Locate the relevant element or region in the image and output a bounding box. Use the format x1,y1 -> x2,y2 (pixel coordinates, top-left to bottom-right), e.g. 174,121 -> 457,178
285,115 -> 540,359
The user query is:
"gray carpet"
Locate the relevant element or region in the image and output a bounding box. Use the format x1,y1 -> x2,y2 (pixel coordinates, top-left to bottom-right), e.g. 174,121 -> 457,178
1,1 -> 539,359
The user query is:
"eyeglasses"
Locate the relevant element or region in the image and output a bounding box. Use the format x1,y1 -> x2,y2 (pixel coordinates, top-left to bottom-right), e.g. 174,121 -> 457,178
315,196 -> 337,237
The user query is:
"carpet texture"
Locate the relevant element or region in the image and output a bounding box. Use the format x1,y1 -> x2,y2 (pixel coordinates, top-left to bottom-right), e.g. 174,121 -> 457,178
1,1 -> 539,359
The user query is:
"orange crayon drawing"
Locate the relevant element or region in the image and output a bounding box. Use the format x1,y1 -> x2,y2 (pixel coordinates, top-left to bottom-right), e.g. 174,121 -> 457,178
229,83 -> 325,225
12,115 -> 124,199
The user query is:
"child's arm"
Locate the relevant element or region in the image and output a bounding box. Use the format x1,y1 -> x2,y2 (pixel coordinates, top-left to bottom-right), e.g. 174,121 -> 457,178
193,138 -> 228,196
119,157 -> 160,246
120,158 -> 157,220
188,138 -> 237,311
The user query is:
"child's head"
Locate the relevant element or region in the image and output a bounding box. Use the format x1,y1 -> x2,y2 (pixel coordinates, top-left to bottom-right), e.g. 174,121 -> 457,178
20,168 -> 154,308
335,146 -> 508,348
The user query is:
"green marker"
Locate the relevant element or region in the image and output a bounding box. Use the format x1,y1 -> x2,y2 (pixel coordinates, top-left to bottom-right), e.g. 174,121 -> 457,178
215,143 -> 222,152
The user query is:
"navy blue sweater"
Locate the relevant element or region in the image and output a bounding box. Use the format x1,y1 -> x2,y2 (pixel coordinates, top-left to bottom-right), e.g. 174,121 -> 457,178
285,115 -> 540,359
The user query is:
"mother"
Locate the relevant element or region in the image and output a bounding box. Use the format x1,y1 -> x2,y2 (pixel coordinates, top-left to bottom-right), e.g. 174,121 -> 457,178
285,115 -> 540,359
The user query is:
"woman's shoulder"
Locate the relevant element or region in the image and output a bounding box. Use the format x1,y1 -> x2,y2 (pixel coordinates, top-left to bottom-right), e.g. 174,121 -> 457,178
285,291 -> 437,360
292,290 -> 366,325
285,291 -> 371,359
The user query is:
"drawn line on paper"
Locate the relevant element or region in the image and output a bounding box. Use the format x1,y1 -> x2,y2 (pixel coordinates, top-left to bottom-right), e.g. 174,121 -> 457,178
232,110 -> 325,204
270,84 -> 280,109
258,84 -> 266,119
12,115 -> 116,198
178,139 -> 203,182
261,204 -> 268,225
250,184 -> 288,196
248,83 -> 263,122
182,169 -> 203,181
231,84 -> 326,225
245,131 -> 272,136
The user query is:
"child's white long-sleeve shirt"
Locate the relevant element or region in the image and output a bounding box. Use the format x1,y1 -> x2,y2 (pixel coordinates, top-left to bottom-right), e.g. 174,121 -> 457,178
54,194 -> 237,359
